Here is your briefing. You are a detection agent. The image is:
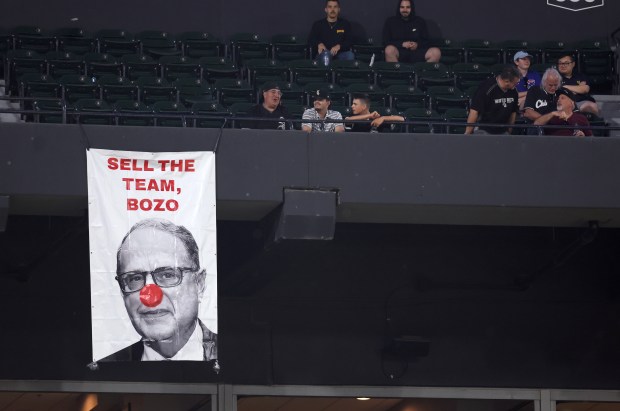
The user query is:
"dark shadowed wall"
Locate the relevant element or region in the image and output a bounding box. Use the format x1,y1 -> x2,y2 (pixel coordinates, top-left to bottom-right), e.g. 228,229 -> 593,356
2,0 -> 618,43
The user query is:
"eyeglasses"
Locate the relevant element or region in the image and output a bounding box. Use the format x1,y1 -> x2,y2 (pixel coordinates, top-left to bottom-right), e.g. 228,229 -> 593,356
116,266 -> 196,293
557,61 -> 573,66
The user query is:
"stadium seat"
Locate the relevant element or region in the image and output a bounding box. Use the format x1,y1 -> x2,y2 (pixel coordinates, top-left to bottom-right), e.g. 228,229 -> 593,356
98,74 -> 139,103
429,38 -> 464,65
55,27 -> 96,54
45,51 -> 85,77
136,76 -> 176,105
331,60 -> 373,86
122,54 -> 160,80
96,29 -> 139,56
244,58 -> 289,86
213,78 -> 254,107
351,38 -> 385,64
426,85 -> 469,113
443,108 -> 469,134
372,61 -> 415,87
160,55 -> 202,81
498,40 -> 541,64
200,56 -> 239,83
74,98 -> 114,125
403,107 -> 444,133
174,77 -> 214,107
413,62 -> 452,90
229,33 -> 270,65
288,59 -> 331,85
59,74 -> 99,103
114,99 -> 153,127
33,99 -> 67,123
84,52 -> 123,78
451,62 -> 493,90
537,40 -> 572,64
385,84 -> 426,111
137,30 -> 181,59
271,34 -> 308,61
12,26 -> 56,53
191,101 -> 230,128
152,100 -> 189,127
5,49 -> 46,95
462,39 -> 502,66
575,40 -> 614,94
178,31 -> 225,58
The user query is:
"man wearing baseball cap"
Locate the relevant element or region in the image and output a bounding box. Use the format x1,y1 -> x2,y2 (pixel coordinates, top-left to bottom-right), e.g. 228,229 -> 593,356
243,82 -> 291,130
302,89 -> 345,132
513,51 -> 541,110
533,87 -> 592,136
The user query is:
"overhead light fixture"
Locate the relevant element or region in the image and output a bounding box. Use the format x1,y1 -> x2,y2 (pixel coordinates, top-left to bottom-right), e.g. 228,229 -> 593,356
356,398 -> 371,401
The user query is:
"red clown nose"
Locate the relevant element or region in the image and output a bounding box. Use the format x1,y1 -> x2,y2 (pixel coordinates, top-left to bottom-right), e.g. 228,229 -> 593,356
140,284 -> 163,307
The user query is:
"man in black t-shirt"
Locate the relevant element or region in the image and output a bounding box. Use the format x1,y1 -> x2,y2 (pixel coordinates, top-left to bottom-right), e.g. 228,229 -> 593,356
465,66 -> 520,135
243,82 -> 291,130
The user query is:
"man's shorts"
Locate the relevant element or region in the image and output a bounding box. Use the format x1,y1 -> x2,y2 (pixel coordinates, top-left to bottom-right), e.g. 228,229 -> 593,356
398,47 -> 429,63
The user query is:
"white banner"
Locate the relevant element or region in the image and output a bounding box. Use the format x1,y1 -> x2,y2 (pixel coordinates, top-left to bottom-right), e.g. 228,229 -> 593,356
87,149 -> 217,363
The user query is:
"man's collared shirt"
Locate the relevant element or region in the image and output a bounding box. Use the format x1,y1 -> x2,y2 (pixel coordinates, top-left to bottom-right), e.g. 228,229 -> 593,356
142,320 -> 204,361
302,109 -> 344,131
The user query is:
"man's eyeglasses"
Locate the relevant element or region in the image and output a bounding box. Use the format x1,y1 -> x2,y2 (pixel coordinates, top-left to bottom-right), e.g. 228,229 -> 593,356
557,60 -> 573,66
116,267 -> 196,293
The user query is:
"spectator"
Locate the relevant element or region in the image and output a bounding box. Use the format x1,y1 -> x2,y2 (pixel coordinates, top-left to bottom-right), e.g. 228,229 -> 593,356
345,94 -> 404,132
557,54 -> 599,116
533,87 -> 592,136
522,68 -> 562,135
308,0 -> 355,65
465,66 -> 520,135
513,51 -> 541,110
302,89 -> 345,132
243,82 -> 291,130
383,0 -> 441,63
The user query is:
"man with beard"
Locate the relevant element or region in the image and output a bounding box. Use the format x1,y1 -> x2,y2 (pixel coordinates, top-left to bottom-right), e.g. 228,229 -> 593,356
308,0 -> 355,63
533,87 -> 592,136
302,89 -> 345,132
243,82 -> 291,129
382,0 -> 441,63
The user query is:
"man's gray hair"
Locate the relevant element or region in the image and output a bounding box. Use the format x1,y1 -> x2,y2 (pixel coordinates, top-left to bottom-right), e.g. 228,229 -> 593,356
541,67 -> 561,88
116,218 -> 200,273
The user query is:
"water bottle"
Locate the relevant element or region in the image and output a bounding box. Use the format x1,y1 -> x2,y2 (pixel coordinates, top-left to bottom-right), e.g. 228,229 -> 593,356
369,53 -> 375,68
278,117 -> 286,130
322,51 -> 331,67
370,126 -> 378,133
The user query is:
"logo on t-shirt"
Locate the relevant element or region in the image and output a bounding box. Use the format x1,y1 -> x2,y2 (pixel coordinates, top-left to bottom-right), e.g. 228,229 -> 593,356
495,97 -> 515,108
547,0 -> 604,12
535,99 -> 548,109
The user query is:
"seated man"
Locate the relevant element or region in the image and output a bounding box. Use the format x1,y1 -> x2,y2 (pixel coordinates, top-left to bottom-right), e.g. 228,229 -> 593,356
523,67 -> 561,134
308,0 -> 355,64
302,89 -> 345,132
513,51 -> 541,110
533,87 -> 592,136
243,82 -> 291,130
382,0 -> 441,63
345,93 -> 404,132
465,66 -> 520,135
557,54 -> 599,115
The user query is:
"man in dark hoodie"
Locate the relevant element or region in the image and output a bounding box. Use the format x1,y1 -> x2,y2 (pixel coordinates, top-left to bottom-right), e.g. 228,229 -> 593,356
382,0 -> 441,63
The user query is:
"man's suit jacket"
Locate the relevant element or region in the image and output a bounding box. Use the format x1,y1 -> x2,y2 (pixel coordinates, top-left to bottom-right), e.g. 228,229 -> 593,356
99,320 -> 217,362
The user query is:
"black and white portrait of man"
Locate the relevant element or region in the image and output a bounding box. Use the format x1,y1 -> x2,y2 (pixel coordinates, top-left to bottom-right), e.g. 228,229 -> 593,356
101,218 -> 217,362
